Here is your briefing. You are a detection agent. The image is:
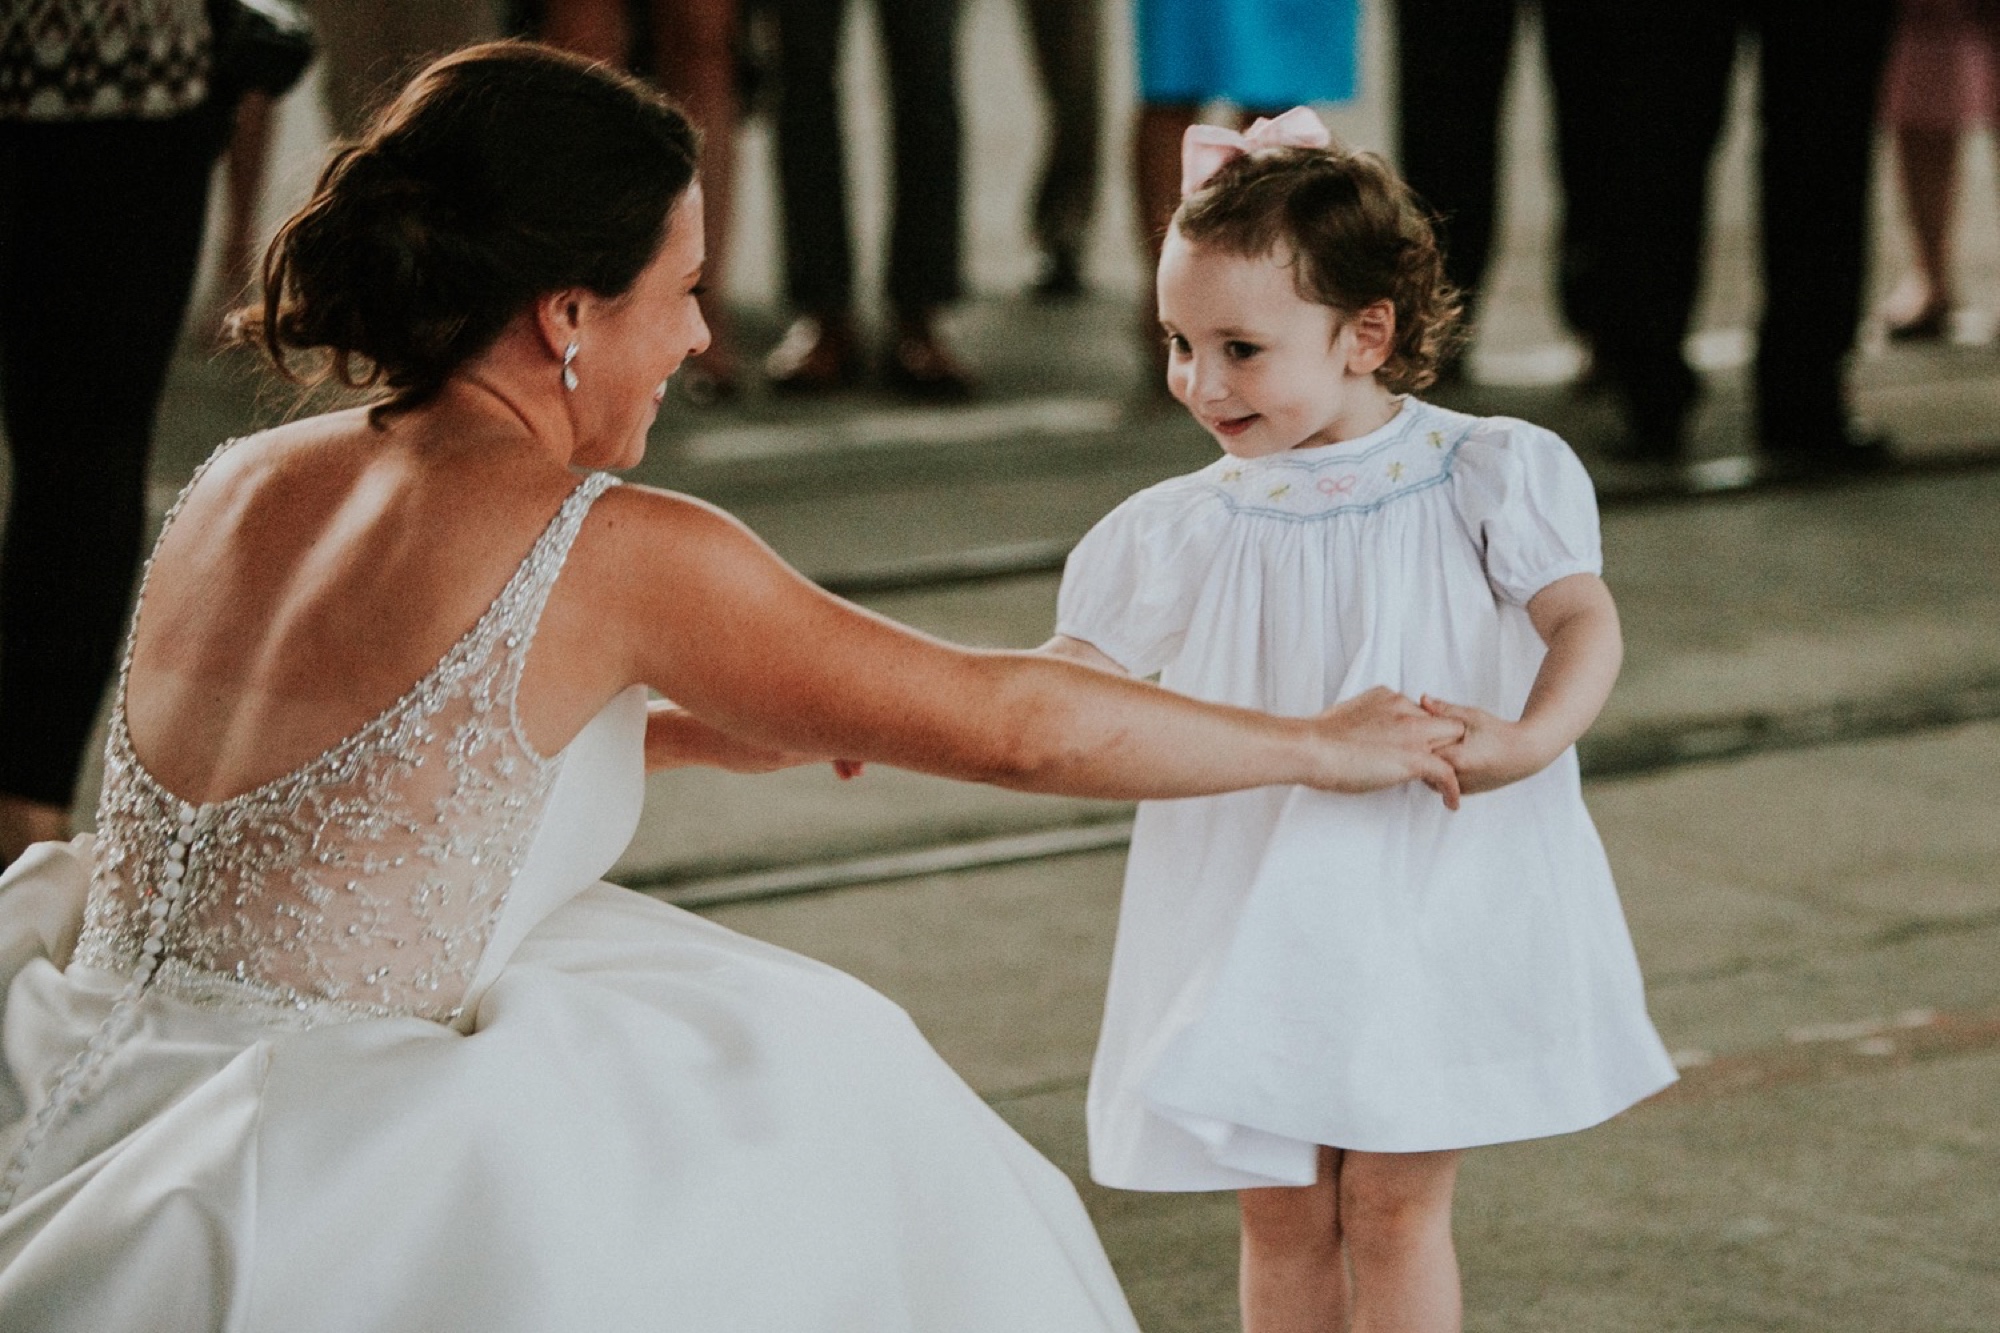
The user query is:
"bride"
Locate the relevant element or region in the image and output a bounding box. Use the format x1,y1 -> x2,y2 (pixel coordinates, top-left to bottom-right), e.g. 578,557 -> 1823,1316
0,42 -> 1461,1330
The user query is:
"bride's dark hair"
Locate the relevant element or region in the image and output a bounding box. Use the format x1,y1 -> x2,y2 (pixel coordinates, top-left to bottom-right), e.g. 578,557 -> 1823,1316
239,40 -> 700,418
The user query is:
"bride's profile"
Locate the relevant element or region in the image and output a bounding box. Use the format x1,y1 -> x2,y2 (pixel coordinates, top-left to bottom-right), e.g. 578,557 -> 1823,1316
0,41 -> 1461,1329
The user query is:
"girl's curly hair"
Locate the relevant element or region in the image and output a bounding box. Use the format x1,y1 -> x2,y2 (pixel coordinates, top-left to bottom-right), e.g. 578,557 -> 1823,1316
1174,144 -> 1465,393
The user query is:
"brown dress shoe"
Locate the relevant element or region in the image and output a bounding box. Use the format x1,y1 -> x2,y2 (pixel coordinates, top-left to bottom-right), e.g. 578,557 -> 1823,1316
882,315 -> 975,402
764,313 -> 864,394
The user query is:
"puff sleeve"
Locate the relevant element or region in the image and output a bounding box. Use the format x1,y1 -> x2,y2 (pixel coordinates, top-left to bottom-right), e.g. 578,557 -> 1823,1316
1055,483 -> 1221,677
1450,420 -> 1604,606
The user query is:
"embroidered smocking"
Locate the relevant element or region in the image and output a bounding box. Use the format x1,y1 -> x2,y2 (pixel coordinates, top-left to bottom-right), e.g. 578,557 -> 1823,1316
1200,413 -> 1474,521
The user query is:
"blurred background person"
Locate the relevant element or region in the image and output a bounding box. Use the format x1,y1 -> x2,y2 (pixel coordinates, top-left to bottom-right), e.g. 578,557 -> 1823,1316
1016,0 -> 1104,300
763,0 -> 976,401
1391,0 -> 1616,384
0,0 -> 232,859
1129,0 -> 1361,386
311,0 -> 499,136
210,1 -> 497,330
538,0 -> 746,402
1877,0 -> 2000,340
1592,0 -> 1896,473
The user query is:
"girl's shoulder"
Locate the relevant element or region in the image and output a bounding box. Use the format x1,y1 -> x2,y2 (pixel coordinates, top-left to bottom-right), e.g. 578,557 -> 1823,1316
1434,405 -> 1604,603
1088,461 -> 1240,537
1441,406 -> 1595,512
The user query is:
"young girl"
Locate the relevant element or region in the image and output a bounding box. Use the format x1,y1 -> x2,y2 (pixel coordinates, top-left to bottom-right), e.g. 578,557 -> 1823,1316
1043,112 -> 1679,1331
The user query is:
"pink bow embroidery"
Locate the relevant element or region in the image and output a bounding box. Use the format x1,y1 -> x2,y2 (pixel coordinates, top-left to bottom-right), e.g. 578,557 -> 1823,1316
1180,106 -> 1332,198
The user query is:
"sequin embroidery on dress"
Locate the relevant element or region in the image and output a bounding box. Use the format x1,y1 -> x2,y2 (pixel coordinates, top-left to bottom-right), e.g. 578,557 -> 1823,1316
0,451 -> 619,1211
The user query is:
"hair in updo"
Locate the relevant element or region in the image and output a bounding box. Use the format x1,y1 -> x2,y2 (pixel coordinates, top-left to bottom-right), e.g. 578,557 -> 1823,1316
1174,144 -> 1463,393
240,41 -> 700,418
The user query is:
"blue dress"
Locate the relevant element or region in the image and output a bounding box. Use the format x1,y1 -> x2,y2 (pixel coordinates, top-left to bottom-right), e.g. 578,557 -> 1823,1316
1137,0 -> 1361,107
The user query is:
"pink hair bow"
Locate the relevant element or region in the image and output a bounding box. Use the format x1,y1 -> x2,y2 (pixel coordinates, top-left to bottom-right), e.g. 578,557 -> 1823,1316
1180,106 -> 1332,198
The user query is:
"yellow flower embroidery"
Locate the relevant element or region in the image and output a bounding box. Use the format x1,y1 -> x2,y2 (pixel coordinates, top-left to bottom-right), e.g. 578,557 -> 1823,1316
1427,431 -> 1444,449
1221,468 -> 1242,483
1386,461 -> 1406,481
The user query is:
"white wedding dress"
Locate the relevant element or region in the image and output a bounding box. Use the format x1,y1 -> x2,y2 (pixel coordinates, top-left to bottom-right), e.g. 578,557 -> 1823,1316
0,464 -> 1140,1331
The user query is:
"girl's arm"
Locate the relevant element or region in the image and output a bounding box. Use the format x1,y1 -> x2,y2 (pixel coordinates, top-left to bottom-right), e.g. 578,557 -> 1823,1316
1420,572 -> 1623,795
583,488 -> 1462,805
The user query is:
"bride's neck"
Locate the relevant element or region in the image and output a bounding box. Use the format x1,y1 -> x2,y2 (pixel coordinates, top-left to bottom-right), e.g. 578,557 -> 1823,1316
420,326 -> 583,470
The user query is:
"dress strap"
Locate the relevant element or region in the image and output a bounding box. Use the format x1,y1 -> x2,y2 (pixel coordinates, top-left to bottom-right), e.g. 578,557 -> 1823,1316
112,439 -> 242,697
485,471 -> 621,745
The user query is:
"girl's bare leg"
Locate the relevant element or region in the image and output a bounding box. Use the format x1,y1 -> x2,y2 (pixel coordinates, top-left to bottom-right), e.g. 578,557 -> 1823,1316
650,0 -> 741,388
1239,1145 -> 1350,1332
0,793 -> 70,865
538,0 -> 631,63
1339,1149 -> 1463,1333
1884,125 -> 1960,331
214,92 -> 275,332
1133,102 -> 1198,390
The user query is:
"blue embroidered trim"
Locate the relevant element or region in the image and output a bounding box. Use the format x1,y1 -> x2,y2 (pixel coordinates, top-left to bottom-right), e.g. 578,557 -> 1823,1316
1196,409 -> 1480,522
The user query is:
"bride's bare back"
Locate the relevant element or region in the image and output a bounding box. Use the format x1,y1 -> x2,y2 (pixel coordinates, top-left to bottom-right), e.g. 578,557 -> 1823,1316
122,412 -> 600,807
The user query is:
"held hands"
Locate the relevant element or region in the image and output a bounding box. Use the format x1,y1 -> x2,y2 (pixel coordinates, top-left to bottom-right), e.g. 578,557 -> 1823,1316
1418,696 -> 1559,796
1310,687 -> 1465,810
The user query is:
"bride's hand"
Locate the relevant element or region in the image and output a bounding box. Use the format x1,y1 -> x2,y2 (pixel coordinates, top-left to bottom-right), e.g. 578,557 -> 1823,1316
1306,687 -> 1465,809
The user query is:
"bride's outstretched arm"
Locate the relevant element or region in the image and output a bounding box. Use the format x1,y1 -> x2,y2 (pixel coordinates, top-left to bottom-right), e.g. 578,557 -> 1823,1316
581,488 -> 1461,806
644,700 -> 861,777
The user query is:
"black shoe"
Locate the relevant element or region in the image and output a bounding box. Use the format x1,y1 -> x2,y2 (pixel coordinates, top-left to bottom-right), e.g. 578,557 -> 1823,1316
1756,422 -> 1895,482
1029,250 -> 1084,302
1604,398 -> 1692,466
1601,357 -> 1698,465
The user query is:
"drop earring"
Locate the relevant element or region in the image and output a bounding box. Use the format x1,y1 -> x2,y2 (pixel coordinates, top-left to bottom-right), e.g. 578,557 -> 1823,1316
562,340 -> 579,391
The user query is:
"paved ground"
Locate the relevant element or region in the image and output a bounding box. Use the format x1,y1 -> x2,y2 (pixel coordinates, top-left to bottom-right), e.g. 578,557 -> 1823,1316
16,5 -> 2000,1328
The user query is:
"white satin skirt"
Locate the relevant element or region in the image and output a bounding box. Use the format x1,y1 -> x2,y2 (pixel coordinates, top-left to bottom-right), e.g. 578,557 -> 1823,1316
0,839 -> 1139,1332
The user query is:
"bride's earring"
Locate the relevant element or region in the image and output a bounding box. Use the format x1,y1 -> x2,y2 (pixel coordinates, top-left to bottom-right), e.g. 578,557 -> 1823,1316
562,340 -> 579,392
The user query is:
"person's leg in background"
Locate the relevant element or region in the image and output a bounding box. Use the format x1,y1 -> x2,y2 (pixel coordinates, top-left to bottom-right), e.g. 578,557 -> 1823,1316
1131,0 -> 1203,392
1539,0 -> 1620,371
1390,0 -> 1519,364
309,0 -> 497,140
1752,0 -> 1897,470
1589,0 -> 1736,462
1020,0 -> 1103,299
0,105 -> 227,860
1877,1 -> 1984,339
764,0 -> 865,392
877,0 -> 975,398
648,0 -> 746,399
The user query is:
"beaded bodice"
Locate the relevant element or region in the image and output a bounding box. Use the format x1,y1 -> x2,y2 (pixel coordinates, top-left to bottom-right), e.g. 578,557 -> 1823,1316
71,462 -> 620,1028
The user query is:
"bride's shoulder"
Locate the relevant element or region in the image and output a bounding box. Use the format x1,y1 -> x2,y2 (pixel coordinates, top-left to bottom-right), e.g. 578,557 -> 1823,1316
580,482 -> 758,546
181,410 -> 376,502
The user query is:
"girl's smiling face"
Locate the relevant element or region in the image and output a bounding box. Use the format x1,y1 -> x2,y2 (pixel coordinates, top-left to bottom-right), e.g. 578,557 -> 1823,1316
1156,226 -> 1398,459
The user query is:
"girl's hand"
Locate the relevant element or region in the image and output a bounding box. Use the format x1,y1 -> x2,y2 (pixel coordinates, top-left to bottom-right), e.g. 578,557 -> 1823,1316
1310,687 -> 1465,809
1418,696 -> 1555,795
1419,573 -> 1626,797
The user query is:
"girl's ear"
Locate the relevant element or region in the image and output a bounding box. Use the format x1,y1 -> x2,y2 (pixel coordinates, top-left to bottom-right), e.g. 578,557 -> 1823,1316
533,291 -> 584,361
1343,299 -> 1397,376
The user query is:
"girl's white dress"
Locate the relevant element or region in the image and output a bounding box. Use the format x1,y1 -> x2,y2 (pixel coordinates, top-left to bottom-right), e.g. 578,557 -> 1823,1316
1057,398 -> 1677,1192
0,460 -> 1141,1330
